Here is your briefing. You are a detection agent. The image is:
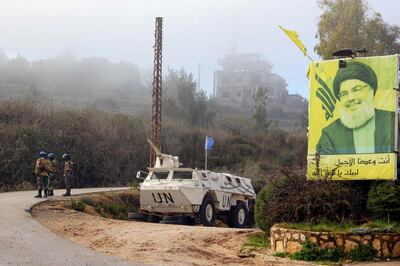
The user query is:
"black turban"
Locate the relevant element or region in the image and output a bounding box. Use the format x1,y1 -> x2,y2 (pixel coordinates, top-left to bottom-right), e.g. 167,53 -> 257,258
333,61 -> 378,99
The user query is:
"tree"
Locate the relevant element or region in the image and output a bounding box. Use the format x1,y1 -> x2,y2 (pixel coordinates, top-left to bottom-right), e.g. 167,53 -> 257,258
252,87 -> 270,131
315,0 -> 400,59
367,182 -> 400,221
163,68 -> 214,127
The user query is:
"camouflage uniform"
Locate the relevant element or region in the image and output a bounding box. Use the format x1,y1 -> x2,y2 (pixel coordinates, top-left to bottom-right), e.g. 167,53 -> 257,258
47,159 -> 57,195
63,160 -> 74,195
34,157 -> 49,190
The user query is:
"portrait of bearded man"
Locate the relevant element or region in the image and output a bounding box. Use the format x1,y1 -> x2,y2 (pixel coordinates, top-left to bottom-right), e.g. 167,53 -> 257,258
316,61 -> 395,155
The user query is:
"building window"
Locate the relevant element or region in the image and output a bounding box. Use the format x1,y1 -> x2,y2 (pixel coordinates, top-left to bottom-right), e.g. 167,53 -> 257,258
244,89 -> 252,98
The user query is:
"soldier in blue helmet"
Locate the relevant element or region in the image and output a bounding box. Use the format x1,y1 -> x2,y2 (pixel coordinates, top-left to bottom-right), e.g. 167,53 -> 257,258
47,153 -> 57,196
34,151 -> 49,198
62,153 -> 74,196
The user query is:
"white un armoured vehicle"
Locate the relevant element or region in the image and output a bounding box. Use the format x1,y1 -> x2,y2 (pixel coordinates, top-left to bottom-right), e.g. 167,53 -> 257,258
136,140 -> 256,228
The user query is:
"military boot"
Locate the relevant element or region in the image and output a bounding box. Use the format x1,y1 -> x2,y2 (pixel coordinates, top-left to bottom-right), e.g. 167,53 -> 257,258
43,189 -> 48,198
62,189 -> 71,197
34,189 -> 42,198
48,190 -> 54,196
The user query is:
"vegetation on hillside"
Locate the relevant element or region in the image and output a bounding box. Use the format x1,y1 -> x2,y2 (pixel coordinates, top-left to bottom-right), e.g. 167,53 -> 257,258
0,97 -> 306,192
315,0 -> 400,59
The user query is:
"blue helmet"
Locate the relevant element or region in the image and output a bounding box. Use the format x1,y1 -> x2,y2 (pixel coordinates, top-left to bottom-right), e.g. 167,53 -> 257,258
62,153 -> 71,160
48,153 -> 55,159
39,151 -> 47,158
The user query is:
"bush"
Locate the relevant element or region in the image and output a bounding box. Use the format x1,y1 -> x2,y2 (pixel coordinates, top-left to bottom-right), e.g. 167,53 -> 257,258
119,192 -> 140,212
70,199 -> 85,212
290,240 -> 344,262
367,181 -> 400,221
241,233 -> 268,248
82,197 -> 97,207
255,184 -> 274,231
255,172 -> 364,231
0,101 -> 148,191
97,202 -> 128,219
348,244 -> 377,261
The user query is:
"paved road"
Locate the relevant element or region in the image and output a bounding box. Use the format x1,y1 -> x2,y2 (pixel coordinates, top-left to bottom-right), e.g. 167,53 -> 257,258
0,188 -> 145,266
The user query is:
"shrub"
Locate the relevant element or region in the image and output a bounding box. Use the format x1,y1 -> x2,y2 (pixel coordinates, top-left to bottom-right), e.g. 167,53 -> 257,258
119,192 -> 140,212
255,184 -> 274,231
255,173 -> 364,231
367,181 -> 400,221
82,197 -> 97,207
97,202 -> 128,219
290,241 -> 344,262
348,244 -> 377,261
70,199 -> 85,212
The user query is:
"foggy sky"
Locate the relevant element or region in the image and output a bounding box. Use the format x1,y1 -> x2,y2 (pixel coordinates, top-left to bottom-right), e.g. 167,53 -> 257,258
0,0 -> 398,98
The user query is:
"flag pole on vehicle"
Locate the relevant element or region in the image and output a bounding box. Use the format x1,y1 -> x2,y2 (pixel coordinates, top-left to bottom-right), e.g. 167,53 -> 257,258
204,136 -> 214,171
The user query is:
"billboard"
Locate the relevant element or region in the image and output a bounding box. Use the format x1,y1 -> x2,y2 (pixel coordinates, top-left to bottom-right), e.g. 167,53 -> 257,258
307,55 -> 398,180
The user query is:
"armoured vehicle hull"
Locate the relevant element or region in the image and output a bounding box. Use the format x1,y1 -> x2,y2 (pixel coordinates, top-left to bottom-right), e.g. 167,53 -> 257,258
139,167 -> 256,227
138,139 -> 256,227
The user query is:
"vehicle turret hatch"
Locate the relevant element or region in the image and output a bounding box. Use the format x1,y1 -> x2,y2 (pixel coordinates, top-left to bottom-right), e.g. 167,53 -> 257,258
200,172 -> 208,180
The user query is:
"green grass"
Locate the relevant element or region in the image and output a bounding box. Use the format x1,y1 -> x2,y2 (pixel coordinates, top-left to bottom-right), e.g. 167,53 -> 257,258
96,202 -> 128,219
278,221 -> 355,233
349,244 -> 377,261
273,252 -> 289,258
70,199 -> 85,212
290,240 -> 345,262
278,220 -> 400,233
128,180 -> 140,190
242,233 -> 269,248
362,220 -> 400,231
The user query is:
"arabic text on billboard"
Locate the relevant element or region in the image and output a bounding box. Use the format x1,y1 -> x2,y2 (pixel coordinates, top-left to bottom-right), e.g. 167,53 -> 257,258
307,55 -> 398,180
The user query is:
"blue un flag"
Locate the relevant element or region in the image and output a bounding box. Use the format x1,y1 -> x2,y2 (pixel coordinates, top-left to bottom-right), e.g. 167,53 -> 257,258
205,136 -> 215,150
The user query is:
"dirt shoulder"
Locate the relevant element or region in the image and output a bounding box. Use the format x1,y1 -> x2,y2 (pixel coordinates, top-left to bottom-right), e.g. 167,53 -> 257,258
31,193 -> 312,266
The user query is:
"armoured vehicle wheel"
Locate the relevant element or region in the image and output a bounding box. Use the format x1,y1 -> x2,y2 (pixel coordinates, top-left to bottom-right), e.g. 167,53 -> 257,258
148,215 -> 162,223
199,194 -> 216,226
186,216 -> 196,226
228,201 -> 248,228
128,212 -> 148,221
160,216 -> 183,224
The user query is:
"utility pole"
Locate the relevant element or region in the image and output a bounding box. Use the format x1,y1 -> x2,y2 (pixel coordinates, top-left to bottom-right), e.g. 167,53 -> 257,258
150,17 -> 163,167
197,64 -> 201,92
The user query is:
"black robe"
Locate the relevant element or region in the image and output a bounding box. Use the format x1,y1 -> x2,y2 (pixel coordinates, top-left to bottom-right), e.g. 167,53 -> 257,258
316,109 -> 395,155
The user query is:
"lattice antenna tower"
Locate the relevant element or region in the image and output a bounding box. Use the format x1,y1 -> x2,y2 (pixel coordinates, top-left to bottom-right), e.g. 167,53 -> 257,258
150,17 -> 163,166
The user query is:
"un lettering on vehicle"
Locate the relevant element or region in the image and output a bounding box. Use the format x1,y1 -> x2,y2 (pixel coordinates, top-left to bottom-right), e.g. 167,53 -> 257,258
221,194 -> 231,210
152,192 -> 175,204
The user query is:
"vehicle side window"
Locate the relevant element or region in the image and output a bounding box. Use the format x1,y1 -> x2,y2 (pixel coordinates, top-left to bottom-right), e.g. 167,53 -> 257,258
150,172 -> 169,180
172,171 -> 193,179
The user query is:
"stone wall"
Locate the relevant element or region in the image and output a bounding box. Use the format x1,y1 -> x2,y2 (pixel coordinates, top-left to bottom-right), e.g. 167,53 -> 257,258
270,225 -> 400,257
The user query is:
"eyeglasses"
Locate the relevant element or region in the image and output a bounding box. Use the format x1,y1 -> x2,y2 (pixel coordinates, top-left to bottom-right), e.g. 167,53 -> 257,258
338,84 -> 370,99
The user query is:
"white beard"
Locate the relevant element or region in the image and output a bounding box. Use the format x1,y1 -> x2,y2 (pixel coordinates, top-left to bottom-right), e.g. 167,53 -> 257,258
340,98 -> 375,129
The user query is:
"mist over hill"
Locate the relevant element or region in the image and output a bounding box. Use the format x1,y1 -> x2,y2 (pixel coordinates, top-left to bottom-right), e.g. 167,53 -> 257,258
0,50 -> 151,114
0,49 -> 307,132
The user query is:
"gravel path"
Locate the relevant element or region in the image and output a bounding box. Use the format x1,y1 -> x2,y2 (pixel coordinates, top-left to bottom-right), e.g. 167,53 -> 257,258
0,188 -> 146,266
